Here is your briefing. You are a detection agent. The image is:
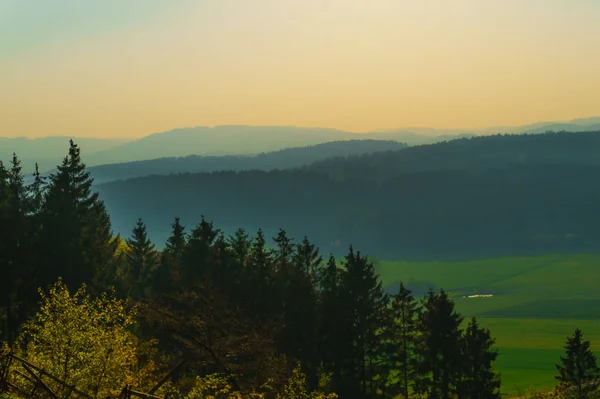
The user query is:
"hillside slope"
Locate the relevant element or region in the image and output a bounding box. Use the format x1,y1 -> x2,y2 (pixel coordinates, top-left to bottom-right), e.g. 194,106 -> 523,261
97,131 -> 600,260
85,140 -> 407,184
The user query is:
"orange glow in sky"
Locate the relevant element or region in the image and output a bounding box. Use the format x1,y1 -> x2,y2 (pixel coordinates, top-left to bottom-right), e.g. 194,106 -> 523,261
2,0 -> 600,138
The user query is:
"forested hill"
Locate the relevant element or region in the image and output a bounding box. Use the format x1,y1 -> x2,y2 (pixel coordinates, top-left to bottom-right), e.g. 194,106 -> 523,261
97,131 -> 600,260
84,139 -> 407,184
307,131 -> 600,181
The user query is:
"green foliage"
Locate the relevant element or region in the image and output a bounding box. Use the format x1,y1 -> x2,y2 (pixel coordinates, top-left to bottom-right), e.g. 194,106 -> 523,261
14,279 -> 148,399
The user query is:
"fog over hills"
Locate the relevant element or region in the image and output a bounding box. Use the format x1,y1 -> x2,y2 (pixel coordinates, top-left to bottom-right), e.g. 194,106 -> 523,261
3,116 -> 600,173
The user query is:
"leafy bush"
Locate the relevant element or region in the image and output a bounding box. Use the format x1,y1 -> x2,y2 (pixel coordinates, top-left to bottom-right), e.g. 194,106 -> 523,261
14,279 -> 153,399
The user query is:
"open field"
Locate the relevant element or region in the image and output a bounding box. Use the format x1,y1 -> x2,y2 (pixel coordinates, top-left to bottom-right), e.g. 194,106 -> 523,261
376,253 -> 600,397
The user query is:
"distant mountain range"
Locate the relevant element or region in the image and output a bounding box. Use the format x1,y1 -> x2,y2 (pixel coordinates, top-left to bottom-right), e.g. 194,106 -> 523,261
83,140 -> 407,184
3,116 -> 600,173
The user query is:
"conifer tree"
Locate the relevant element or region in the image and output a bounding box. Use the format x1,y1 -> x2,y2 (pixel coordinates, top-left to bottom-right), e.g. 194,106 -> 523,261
338,246 -> 389,398
415,289 -> 464,399
181,215 -> 219,285
0,155 -> 29,343
40,140 -> 117,291
459,317 -> 501,399
294,236 -> 323,283
318,255 -> 345,389
243,229 -> 276,319
556,328 -> 599,398
389,282 -> 420,399
228,227 -> 250,267
126,218 -> 158,299
154,217 -> 187,296
27,163 -> 46,216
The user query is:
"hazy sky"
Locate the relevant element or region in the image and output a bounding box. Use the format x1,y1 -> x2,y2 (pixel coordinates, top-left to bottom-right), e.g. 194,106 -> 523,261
2,0 -> 600,138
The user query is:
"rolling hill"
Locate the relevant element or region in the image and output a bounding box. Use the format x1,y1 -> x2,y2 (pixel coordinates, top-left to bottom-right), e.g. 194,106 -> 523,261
96,131 -> 600,260
4,116 -> 600,173
83,139 -> 407,184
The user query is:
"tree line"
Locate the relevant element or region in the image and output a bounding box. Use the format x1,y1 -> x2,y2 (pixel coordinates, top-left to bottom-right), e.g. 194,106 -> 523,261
1,141 -> 598,399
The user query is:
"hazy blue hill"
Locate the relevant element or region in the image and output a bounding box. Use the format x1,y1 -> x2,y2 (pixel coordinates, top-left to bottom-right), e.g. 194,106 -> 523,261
524,123 -> 600,134
96,130 -> 600,260
6,116 -> 599,173
307,131 -> 600,181
0,136 -> 130,172
83,126 -> 359,166
85,139 -> 407,184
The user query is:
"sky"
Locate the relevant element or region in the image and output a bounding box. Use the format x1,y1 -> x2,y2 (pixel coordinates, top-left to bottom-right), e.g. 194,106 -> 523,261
1,0 -> 600,139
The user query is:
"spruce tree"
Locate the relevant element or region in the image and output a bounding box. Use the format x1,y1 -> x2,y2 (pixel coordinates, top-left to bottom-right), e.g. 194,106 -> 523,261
245,229 -> 275,319
228,227 -> 250,267
126,218 -> 158,299
40,140 -> 117,291
318,255 -> 345,391
154,217 -> 187,296
338,246 -> 389,398
556,328 -> 599,398
294,236 -> 323,283
459,317 -> 501,399
0,155 -> 29,343
27,163 -> 46,216
181,215 -> 219,285
415,289 -> 464,399
389,282 -> 420,399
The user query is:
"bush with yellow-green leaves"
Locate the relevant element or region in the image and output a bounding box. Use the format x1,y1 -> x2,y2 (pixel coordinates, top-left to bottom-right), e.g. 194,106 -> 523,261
12,279 -> 155,399
5,280 -> 336,399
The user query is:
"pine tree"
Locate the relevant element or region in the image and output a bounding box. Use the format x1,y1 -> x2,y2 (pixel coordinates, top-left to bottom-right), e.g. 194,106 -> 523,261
556,328 -> 599,398
125,218 -> 158,299
294,236 -> 323,284
40,140 -> 117,291
459,317 -> 501,399
228,227 -> 250,267
415,289 -> 464,399
277,236 -> 322,389
27,163 -> 46,216
154,217 -> 187,296
318,255 -> 345,391
0,155 -> 30,343
181,215 -> 219,285
389,282 -> 420,399
338,246 -> 389,399
244,229 -> 275,319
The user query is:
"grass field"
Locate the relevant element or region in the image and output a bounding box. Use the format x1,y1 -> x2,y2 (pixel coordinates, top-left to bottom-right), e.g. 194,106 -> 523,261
375,253 -> 600,397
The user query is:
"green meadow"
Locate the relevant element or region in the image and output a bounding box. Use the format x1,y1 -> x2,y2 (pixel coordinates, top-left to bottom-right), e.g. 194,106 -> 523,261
375,253 -> 600,397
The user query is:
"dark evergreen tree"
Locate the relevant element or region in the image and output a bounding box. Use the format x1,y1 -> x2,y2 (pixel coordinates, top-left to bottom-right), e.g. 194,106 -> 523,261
277,236 -> 321,389
318,255 -> 345,392
458,317 -> 501,399
556,328 -> 599,398
0,155 -> 30,343
126,218 -> 158,299
181,215 -> 219,286
40,140 -> 117,291
415,289 -> 464,399
294,236 -> 323,284
388,282 -> 419,399
338,246 -> 389,399
154,217 -> 187,296
228,227 -> 251,267
27,163 -> 46,216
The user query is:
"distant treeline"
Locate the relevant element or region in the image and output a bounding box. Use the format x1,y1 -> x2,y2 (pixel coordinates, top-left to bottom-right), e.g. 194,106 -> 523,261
98,131 -> 600,260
